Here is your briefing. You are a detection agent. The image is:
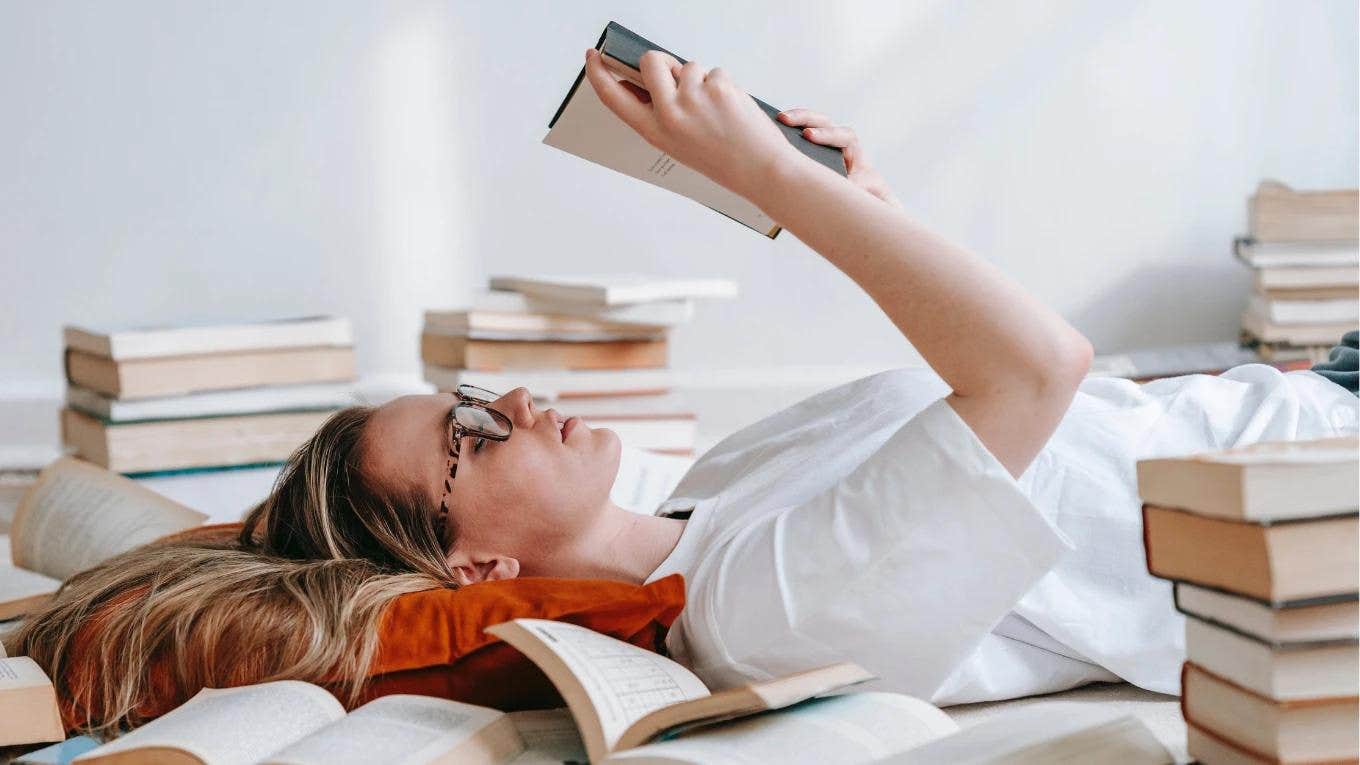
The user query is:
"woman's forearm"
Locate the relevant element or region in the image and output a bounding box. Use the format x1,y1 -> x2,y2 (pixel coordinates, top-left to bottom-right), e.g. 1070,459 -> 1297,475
752,156 -> 1092,476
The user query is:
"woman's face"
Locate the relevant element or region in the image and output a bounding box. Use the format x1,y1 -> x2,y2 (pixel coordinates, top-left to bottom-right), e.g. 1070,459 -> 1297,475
361,388 -> 622,574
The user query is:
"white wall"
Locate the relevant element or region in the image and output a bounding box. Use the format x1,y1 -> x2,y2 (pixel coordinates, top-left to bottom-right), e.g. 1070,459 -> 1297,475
2,0 -> 1356,393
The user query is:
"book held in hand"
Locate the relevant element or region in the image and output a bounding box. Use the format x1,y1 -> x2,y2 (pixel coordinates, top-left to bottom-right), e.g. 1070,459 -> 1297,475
546,22 -> 847,238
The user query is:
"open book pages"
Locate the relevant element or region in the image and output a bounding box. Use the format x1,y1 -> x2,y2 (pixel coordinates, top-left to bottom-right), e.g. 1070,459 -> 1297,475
485,618 -> 874,763
10,457 -> 205,581
74,682 -> 344,765
605,692 -> 956,765
0,656 -> 65,747
876,705 -> 1173,764
486,618 -> 708,761
263,695 -> 522,765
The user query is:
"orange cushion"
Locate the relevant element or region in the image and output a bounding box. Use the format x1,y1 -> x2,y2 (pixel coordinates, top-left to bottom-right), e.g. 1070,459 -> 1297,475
59,523 -> 685,729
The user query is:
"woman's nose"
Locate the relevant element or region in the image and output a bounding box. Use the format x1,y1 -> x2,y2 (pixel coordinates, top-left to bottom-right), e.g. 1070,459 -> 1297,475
496,387 -> 536,427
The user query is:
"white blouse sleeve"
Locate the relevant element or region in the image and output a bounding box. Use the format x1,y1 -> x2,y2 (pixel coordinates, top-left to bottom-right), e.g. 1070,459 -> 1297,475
679,398 -> 1073,698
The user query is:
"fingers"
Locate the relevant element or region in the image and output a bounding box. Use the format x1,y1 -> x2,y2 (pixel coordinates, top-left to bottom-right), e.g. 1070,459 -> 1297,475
677,60 -> 707,96
638,50 -> 681,104
584,49 -> 654,133
800,124 -> 858,149
777,108 -> 834,128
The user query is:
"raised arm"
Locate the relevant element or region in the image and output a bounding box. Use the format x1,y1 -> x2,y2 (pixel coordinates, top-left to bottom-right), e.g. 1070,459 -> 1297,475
585,50 -> 1091,477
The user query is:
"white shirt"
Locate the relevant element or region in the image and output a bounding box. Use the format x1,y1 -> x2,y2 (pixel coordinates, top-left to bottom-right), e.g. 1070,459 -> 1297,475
645,365 -> 1359,705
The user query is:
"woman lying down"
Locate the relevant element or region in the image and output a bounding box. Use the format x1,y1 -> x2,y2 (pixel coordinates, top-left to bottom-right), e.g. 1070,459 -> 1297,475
12,49 -> 1358,732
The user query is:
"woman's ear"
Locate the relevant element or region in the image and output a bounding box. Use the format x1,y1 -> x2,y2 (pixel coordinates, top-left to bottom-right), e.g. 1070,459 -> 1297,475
446,549 -> 520,585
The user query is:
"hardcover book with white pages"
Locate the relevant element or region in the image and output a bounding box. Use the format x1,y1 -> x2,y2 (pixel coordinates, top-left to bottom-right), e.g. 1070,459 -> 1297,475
0,457 -> 205,620
1234,237 -> 1360,268
1246,292 -> 1360,325
64,317 -> 353,361
65,383 -> 358,424
1184,616 -> 1359,701
545,22 -> 847,238
457,290 -> 697,327
488,275 -> 738,308
1175,582 -> 1359,644
69,618 -> 1172,765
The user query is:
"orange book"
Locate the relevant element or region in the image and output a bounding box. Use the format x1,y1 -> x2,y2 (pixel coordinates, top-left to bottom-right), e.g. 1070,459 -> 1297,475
421,334 -> 667,371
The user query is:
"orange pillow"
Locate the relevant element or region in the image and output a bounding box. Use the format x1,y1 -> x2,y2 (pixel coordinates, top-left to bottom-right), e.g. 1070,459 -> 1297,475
58,523 -> 685,730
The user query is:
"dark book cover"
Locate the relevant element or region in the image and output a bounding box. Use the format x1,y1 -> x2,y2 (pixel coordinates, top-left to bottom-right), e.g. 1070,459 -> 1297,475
550,21 -> 848,180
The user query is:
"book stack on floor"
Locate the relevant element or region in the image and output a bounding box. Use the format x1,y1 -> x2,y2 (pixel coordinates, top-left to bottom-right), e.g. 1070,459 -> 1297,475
61,317 -> 359,475
1137,437 -> 1360,765
423,275 -> 738,456
1236,181 -> 1359,363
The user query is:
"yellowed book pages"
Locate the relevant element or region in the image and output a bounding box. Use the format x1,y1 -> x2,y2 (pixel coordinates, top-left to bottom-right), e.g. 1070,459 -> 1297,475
0,656 -> 65,746
10,457 -> 205,581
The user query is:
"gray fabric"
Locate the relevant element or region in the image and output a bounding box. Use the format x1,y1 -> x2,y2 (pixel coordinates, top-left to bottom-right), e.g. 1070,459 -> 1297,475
1311,330 -> 1359,395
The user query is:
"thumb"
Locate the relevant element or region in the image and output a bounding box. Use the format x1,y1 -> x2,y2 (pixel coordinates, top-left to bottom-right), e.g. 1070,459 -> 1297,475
584,49 -> 656,139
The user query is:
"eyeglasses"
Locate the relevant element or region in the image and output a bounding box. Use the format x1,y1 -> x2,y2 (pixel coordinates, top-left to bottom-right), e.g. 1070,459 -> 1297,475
439,385 -> 513,516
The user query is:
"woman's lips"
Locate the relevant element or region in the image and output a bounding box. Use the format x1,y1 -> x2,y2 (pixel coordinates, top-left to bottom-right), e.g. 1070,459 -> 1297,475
561,416 -> 581,441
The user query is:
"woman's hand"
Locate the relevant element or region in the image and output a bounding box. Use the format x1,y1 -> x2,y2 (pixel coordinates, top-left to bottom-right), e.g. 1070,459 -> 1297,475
778,109 -> 901,208
584,49 -> 803,204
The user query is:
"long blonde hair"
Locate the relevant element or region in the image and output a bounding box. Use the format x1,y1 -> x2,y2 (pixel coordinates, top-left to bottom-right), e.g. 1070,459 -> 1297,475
3,407 -> 459,737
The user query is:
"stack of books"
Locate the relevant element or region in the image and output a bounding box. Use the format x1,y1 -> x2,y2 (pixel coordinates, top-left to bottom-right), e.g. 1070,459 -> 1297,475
60,317 -> 359,475
1137,437 -> 1359,765
1236,181 -> 1359,362
422,276 -> 737,456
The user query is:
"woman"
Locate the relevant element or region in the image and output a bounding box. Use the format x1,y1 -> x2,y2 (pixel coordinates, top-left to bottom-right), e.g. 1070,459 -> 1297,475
10,50 -> 1356,732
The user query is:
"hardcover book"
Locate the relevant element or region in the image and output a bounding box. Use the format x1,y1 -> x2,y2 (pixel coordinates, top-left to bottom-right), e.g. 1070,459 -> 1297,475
546,21 -> 847,238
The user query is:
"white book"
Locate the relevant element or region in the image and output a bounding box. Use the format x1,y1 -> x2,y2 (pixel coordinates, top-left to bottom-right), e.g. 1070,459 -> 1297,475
1255,265 -> 1359,290
1185,617 -> 1359,700
460,290 -> 696,326
1175,582 -> 1359,644
66,383 -> 360,423
1247,293 -> 1360,325
488,274 -> 738,307
1235,238 -> 1360,268
424,365 -> 672,400
63,317 -> 353,360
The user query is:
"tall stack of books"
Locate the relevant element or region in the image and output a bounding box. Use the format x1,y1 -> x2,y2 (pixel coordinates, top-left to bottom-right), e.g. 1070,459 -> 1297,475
1137,437 -> 1359,765
422,276 -> 737,456
60,317 -> 359,475
1236,181 -> 1359,362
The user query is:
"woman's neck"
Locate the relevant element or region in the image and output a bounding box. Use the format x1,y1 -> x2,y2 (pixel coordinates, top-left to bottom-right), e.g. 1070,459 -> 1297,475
525,502 -> 687,583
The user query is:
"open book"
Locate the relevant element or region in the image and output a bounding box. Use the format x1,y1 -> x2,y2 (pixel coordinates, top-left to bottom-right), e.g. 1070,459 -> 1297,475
69,618 -> 1174,765
546,22 -> 847,238
1,458 -> 206,620
0,656 -> 64,747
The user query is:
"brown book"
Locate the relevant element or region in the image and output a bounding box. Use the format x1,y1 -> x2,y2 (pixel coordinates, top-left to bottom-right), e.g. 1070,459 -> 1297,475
1249,181 -> 1359,242
1,458 -> 205,620
421,334 -> 667,371
1136,437 -> 1359,522
1182,663 -> 1358,765
1141,505 -> 1358,602
0,657 -> 64,746
1260,286 -> 1360,301
65,346 -> 356,400
62,408 -> 336,474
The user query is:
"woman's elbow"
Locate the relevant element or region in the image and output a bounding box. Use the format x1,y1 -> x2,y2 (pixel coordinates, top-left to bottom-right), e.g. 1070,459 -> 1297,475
1046,331 -> 1094,392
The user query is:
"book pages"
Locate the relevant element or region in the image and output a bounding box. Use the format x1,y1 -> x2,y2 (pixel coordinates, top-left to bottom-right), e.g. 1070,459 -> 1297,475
507,708 -> 588,764
511,620 -> 709,751
606,693 -> 958,764
11,458 -> 205,580
0,565 -> 59,615
878,705 -> 1171,764
264,695 -> 518,765
74,682 -> 344,765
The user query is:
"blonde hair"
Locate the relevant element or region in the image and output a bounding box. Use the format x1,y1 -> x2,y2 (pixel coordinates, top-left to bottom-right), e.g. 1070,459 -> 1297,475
3,407 -> 459,737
